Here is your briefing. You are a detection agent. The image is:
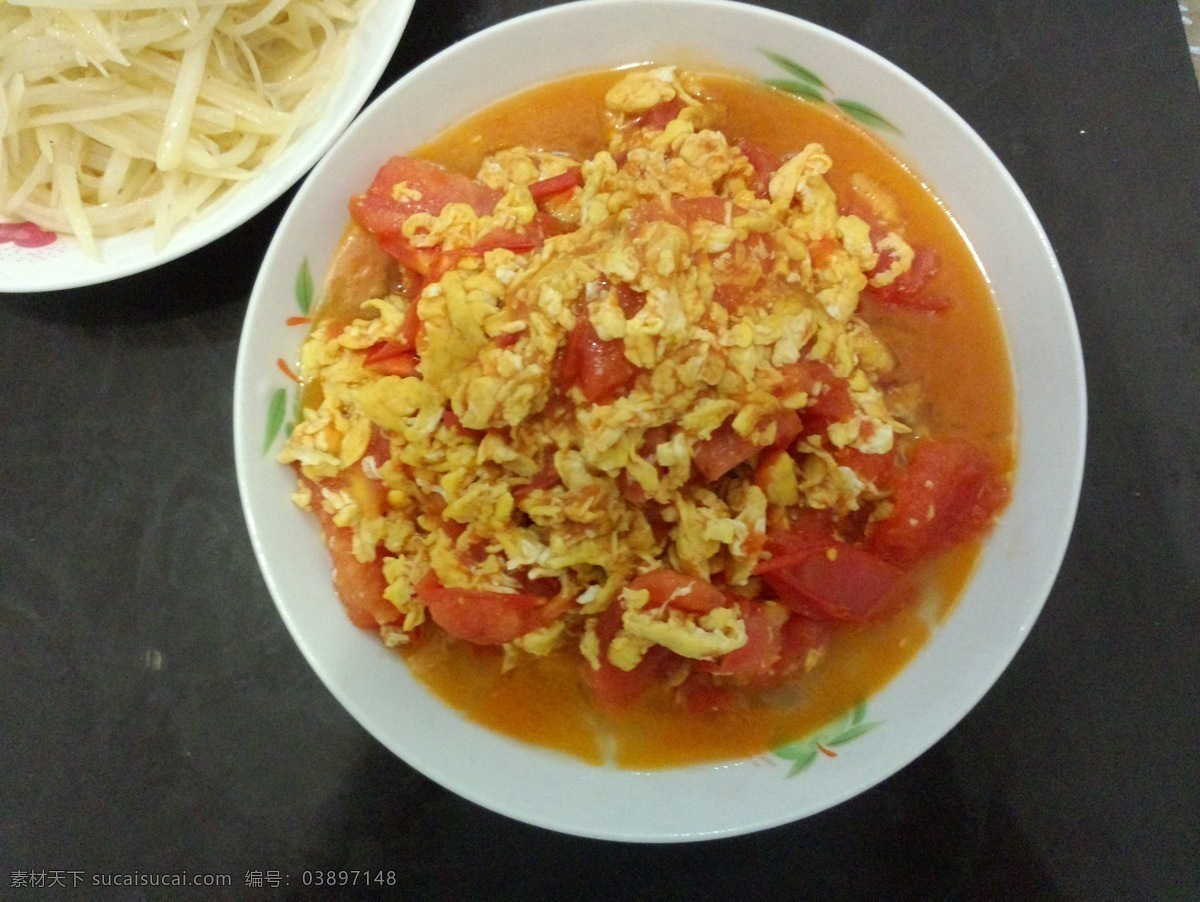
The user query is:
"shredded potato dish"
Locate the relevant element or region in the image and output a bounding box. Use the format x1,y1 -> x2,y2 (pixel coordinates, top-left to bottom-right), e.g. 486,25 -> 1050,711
279,67 -> 1010,720
0,0 -> 365,254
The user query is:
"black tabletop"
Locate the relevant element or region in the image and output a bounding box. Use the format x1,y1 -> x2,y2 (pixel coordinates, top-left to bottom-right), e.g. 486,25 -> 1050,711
3,1 -> 1198,898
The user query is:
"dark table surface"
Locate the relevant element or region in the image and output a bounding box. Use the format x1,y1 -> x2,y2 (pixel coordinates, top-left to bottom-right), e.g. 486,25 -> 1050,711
3,0 -> 1198,898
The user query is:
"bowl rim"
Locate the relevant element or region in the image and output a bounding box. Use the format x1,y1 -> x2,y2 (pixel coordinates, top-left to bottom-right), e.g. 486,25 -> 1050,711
234,0 -> 1086,842
0,0 -> 416,294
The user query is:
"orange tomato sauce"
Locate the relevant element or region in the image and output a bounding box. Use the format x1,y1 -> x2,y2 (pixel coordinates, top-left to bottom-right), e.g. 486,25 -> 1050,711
324,69 -> 1014,769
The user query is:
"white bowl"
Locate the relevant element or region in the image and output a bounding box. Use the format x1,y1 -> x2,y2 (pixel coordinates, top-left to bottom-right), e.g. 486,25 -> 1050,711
234,0 -> 1085,841
0,0 -> 415,294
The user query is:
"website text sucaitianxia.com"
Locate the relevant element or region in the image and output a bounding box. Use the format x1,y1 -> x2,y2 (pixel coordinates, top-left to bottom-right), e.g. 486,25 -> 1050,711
10,869 -> 400,889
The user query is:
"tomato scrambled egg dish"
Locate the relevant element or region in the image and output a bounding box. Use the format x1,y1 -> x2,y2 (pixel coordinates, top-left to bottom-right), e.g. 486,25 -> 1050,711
279,67 -> 1008,709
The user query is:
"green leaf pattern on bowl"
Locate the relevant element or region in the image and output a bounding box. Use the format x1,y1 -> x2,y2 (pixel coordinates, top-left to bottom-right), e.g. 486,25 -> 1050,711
772,702 -> 881,777
294,257 -> 314,316
761,50 -> 901,135
262,258 -> 312,454
263,387 -> 288,454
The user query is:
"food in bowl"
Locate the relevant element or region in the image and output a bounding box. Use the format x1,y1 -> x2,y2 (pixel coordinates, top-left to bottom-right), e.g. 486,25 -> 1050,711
277,65 -> 1014,768
0,0 -> 369,255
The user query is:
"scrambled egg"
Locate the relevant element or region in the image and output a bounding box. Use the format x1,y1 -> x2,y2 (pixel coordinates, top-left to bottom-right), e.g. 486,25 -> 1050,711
280,66 -> 914,675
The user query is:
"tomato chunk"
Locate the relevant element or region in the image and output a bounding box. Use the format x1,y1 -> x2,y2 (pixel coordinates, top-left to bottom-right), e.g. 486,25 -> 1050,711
583,602 -> 674,710
301,475 -> 397,630
528,166 -> 582,202
324,527 -> 395,629
704,601 -> 787,680
352,157 -> 501,226
694,421 -> 758,482
869,438 -> 1009,566
560,315 -> 637,404
627,569 -> 727,613
631,98 -> 685,132
775,614 -> 833,678
363,340 -> 419,376
350,157 -> 550,280
415,574 -> 561,645
865,245 -> 949,311
757,534 -> 907,623
775,360 -> 854,435
736,139 -> 780,199
834,445 -> 896,489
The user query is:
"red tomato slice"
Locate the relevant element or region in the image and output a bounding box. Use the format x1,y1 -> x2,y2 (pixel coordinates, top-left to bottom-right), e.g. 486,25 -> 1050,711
528,167 -> 582,202
703,601 -> 787,681
868,438 -> 1009,566
694,421 -> 758,482
631,98 -> 685,131
670,195 -> 732,226
675,675 -> 739,713
775,360 -> 854,435
775,614 -> 833,678
586,647 -> 674,711
770,409 -> 804,450
833,446 -> 897,489
415,573 -> 562,645
352,157 -> 501,225
363,341 -> 419,377
758,541 -> 907,622
351,157 -> 550,279
301,475 -> 398,630
865,245 -> 950,311
627,569 -> 727,613
560,315 -> 637,404
582,602 -> 675,710
324,528 -> 396,629
736,139 -> 779,199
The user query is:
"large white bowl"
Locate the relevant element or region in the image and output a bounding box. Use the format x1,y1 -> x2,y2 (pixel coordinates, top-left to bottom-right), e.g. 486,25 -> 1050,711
0,0 -> 415,294
234,0 -> 1085,841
